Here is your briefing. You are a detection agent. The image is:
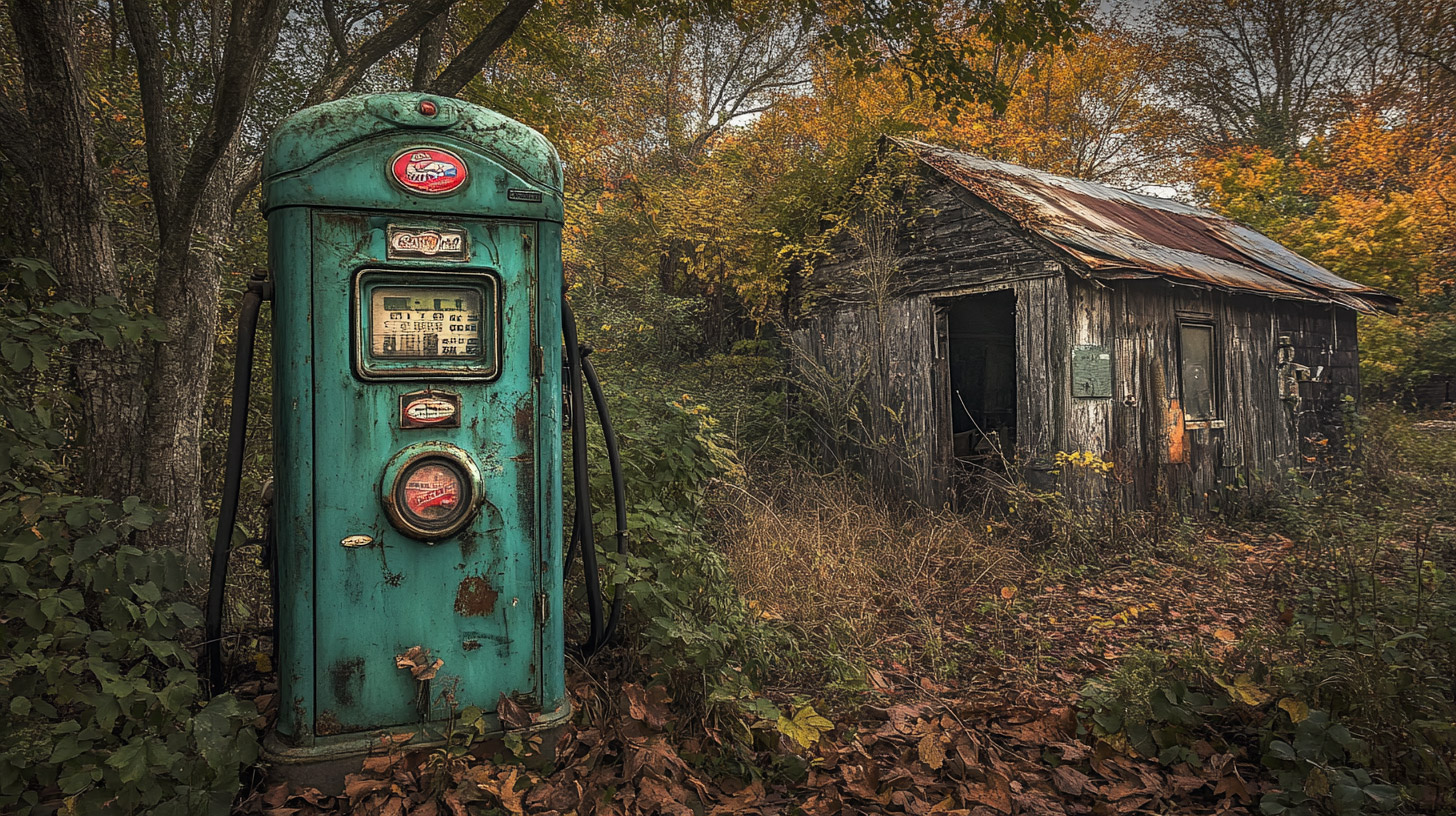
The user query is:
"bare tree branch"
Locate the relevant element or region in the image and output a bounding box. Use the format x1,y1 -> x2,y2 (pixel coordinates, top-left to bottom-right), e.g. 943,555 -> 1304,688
426,0 -> 538,96
321,0 -> 351,58
412,12 -> 448,90
306,0 -> 457,105
120,0 -> 180,234
168,0 -> 288,251
230,158 -> 263,214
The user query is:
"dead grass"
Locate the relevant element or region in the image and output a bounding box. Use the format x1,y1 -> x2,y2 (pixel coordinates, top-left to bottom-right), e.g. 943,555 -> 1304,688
707,466 -> 1294,698
709,470 -> 1028,683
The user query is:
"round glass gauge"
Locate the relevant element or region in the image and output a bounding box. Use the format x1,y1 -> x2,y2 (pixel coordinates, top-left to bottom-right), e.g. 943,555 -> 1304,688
390,456 -> 474,537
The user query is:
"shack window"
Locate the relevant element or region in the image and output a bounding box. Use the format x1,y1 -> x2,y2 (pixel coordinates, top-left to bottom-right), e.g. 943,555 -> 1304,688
1178,322 -> 1217,421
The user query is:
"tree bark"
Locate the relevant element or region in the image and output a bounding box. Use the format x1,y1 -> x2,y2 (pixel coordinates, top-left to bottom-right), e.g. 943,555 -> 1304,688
426,0 -> 538,95
412,14 -> 448,91
126,0 -> 287,566
8,0 -> 146,500
139,162 -> 238,572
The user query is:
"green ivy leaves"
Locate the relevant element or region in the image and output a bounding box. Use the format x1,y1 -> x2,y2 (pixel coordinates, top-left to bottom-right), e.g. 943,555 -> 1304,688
0,260 -> 256,814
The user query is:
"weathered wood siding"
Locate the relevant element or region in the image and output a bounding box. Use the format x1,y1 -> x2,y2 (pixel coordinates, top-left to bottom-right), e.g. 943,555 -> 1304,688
791,296 -> 940,504
1011,276 -> 1071,459
1066,280 -> 1360,511
795,164 -> 1363,512
809,171 -> 1060,304
796,167 -> 1065,504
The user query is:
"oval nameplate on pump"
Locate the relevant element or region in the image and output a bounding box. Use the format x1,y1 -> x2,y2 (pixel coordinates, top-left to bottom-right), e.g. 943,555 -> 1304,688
399,390 -> 461,429
390,147 -> 468,195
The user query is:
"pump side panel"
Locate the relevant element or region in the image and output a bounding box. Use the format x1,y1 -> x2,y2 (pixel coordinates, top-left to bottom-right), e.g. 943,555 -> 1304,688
535,221 -> 565,709
308,212 -> 540,735
270,208 -> 318,743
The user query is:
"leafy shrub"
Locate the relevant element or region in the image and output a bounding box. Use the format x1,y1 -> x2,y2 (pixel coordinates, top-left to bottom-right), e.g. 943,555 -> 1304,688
575,377 -> 788,720
1078,651 -> 1402,816
1263,410 -> 1456,804
1079,410 -> 1455,814
0,259 -> 258,814
1078,649 -> 1234,766
0,497 -> 258,815
1261,710 -> 1401,816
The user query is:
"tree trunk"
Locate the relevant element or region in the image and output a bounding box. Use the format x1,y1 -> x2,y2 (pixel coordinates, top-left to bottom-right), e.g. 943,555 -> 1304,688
9,0 -> 146,500
138,176 -> 235,573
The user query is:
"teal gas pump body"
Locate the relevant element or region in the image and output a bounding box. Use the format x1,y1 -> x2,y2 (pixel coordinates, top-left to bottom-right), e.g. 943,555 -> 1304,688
260,94 -> 566,760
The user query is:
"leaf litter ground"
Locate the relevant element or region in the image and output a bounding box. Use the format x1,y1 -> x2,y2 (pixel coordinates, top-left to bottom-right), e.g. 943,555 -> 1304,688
236,524 -> 1308,815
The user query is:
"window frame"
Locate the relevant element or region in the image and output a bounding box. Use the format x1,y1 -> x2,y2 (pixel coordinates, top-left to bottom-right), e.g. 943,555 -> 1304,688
1175,316 -> 1222,427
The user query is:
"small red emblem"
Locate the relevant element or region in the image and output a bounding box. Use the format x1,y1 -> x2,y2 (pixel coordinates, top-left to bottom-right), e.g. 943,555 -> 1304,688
391,148 -> 467,195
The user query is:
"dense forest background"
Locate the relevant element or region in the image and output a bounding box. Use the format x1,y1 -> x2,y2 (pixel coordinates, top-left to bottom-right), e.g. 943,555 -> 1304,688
2,0 -> 1455,814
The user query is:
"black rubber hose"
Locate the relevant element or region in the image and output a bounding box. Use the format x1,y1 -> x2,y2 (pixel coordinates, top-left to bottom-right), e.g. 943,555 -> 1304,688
562,301 -> 605,653
205,273 -> 270,693
582,353 -> 627,647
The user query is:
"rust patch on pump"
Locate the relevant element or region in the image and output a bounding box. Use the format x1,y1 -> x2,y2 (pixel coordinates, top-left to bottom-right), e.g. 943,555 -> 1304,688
454,576 -> 498,617
330,657 -> 365,707
462,639 -> 482,651
293,697 -> 310,737
315,711 -> 344,736
513,401 -> 532,441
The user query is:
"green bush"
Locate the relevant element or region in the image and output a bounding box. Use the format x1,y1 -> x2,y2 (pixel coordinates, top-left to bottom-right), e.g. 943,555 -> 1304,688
1078,651 -> 1403,816
576,375 -> 789,720
1078,409 -> 1455,814
0,259 -> 258,814
0,497 -> 258,815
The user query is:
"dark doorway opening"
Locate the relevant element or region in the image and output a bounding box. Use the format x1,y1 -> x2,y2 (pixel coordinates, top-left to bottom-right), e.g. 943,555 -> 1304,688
945,290 -> 1016,470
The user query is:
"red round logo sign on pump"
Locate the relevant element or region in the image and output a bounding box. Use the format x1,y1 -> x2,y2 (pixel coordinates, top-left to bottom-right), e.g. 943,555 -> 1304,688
391,147 -> 467,195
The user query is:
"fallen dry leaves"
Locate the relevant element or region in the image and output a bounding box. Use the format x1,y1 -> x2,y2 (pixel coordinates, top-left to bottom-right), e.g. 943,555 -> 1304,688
236,672 -> 1265,815
235,530 -> 1316,815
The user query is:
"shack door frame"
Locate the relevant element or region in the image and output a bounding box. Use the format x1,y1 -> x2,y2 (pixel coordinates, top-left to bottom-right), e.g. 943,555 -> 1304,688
931,283 -> 1020,503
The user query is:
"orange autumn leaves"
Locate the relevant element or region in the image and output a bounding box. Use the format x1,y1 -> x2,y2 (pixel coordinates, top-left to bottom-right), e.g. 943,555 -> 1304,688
1195,112 -> 1456,389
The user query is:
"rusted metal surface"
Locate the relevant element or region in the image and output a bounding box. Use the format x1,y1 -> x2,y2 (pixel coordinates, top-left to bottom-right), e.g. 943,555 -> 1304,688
454,575 -> 499,617
891,138 -> 1398,314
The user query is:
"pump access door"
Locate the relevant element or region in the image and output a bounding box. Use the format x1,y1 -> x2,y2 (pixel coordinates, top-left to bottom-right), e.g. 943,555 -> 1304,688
302,214 -> 540,734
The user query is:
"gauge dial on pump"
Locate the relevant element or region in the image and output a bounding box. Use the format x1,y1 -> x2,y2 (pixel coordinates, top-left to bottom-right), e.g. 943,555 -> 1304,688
402,463 -> 461,521
384,449 -> 480,540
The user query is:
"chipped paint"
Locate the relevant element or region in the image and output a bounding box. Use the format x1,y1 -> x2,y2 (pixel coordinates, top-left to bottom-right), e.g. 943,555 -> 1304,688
454,575 -> 499,617
1166,399 -> 1188,464
330,657 -> 365,707
315,711 -> 344,736
890,138 -> 1397,314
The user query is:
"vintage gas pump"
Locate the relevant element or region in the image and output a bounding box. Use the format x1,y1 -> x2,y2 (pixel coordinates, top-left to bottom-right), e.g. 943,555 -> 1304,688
203,93 -> 625,771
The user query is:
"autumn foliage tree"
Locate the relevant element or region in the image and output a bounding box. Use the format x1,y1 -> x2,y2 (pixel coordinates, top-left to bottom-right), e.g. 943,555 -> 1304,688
0,0 -> 1084,572
1187,0 -> 1456,393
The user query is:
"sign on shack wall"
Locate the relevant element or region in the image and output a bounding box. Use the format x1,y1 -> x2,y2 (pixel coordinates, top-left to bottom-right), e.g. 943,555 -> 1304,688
1072,344 -> 1113,398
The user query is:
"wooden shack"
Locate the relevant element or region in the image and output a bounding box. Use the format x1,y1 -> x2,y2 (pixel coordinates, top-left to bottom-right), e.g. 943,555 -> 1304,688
792,137 -> 1397,510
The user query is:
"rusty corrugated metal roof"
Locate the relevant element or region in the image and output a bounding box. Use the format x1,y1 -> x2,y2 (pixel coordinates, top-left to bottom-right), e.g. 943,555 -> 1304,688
890,137 -> 1398,313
